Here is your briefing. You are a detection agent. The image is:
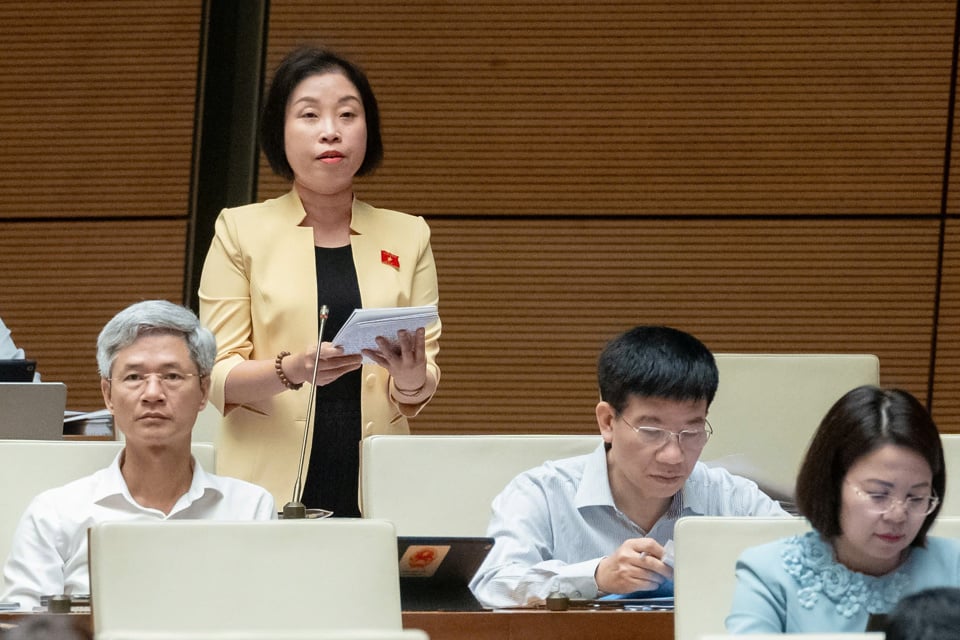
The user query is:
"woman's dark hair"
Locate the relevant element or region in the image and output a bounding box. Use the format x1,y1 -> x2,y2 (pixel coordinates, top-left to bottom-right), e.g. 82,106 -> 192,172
597,325 -> 718,414
795,385 -> 945,547
259,46 -> 383,180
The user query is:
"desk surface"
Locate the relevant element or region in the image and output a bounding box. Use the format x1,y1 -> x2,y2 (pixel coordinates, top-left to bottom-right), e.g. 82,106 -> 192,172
2,609 -> 673,640
404,609 -> 673,640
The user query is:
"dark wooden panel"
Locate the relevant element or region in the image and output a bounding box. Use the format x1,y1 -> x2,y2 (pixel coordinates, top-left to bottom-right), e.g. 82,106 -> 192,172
0,220 -> 188,411
0,1 -> 201,219
262,0 -> 953,215
933,217 -> 960,430
412,216 -> 940,434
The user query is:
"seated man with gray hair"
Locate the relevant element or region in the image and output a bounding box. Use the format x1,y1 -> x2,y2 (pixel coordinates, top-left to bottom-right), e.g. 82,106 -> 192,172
1,300 -> 276,610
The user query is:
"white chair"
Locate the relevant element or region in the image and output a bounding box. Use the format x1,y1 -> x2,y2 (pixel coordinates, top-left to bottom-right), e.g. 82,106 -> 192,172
88,519 -> 403,635
360,434 -> 601,536
706,354 -> 880,502
940,434 -> 960,516
930,516 -> 960,538
191,402 -> 222,444
674,515 -> 960,640
116,404 -> 221,445
94,631 -> 429,640
673,516 -> 811,640
0,440 -> 215,593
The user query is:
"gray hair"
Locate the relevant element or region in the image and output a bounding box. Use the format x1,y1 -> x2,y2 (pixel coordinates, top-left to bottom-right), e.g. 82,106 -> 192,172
96,300 -> 216,378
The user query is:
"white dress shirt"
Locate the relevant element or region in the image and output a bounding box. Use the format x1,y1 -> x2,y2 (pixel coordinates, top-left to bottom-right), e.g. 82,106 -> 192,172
0,317 -> 40,381
0,452 -> 276,610
469,444 -> 789,608
0,318 -> 25,360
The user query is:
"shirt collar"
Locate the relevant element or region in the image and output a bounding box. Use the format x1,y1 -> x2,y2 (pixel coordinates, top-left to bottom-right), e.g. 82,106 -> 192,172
283,188 -> 376,236
575,443 -> 687,520
575,444 -> 618,510
93,449 -> 223,513
677,462 -> 709,515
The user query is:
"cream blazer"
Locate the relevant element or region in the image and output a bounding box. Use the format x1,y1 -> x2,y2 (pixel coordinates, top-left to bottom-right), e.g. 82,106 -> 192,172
198,190 -> 441,505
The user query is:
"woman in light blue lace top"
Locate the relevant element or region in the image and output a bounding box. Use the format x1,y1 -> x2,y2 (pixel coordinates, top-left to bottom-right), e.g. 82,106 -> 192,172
726,385 -> 960,633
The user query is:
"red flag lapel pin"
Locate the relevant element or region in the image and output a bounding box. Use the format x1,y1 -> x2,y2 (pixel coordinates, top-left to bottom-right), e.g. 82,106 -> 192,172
381,250 -> 400,269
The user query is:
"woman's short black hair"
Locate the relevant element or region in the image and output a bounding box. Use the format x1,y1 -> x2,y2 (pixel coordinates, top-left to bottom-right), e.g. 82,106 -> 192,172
259,46 -> 383,180
795,385 -> 945,548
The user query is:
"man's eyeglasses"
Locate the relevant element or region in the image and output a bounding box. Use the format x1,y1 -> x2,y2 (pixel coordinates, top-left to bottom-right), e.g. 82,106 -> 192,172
110,371 -> 203,391
619,415 -> 713,451
847,482 -> 939,517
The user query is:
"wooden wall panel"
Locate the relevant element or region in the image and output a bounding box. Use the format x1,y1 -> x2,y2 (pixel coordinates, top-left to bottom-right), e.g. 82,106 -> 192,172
0,2 -> 200,413
0,1 -> 955,436
933,218 -> 960,430
413,217 -> 940,434
0,220 -> 188,411
0,1 -> 201,219
949,18 -> 960,215
261,0 -> 954,215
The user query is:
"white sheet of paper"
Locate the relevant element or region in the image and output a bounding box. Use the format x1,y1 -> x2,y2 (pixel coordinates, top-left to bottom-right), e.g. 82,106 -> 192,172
331,305 -> 438,363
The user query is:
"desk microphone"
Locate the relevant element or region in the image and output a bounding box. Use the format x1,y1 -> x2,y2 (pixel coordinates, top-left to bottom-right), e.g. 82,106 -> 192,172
282,304 -> 329,519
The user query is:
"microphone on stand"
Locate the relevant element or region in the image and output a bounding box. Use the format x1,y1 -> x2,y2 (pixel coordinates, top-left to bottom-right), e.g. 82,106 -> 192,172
283,304 -> 329,519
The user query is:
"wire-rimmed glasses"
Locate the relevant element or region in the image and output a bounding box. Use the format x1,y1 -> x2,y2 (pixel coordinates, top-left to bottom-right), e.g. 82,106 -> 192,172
619,415 -> 713,451
846,482 -> 940,517
110,371 -> 203,392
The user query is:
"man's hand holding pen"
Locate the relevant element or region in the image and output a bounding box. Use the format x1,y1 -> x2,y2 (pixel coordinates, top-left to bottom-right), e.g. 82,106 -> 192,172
595,538 -> 673,595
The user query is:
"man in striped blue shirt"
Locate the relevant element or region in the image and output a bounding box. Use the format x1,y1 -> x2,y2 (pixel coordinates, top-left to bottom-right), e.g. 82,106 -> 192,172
470,325 -> 788,608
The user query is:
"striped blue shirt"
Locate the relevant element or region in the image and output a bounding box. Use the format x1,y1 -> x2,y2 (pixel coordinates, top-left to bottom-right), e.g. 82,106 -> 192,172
469,443 -> 788,608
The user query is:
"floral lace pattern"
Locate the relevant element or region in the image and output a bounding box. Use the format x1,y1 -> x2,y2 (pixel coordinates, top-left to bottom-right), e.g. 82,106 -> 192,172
781,532 -> 911,618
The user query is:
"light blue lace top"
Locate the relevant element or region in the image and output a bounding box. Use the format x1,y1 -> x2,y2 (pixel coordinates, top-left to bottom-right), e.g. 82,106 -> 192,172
726,531 -> 960,633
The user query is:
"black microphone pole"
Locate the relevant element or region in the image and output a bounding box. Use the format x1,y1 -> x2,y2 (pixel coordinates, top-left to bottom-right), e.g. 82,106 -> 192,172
283,304 -> 329,519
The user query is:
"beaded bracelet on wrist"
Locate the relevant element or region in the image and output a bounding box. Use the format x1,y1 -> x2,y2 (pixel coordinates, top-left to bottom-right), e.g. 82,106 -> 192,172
275,351 -> 303,390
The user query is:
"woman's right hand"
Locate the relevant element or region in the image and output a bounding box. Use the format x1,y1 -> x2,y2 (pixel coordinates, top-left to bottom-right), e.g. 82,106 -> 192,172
289,342 -> 363,387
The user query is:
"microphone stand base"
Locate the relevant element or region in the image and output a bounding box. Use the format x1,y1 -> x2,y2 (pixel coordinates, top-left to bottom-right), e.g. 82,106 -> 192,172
282,501 -> 307,519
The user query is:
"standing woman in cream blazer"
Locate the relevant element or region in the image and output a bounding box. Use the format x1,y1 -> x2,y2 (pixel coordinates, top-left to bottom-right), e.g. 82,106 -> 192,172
198,47 -> 440,515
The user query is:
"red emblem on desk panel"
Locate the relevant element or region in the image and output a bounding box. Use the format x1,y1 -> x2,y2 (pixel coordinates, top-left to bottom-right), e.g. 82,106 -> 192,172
408,548 -> 437,568
399,544 -> 450,577
381,250 -> 400,269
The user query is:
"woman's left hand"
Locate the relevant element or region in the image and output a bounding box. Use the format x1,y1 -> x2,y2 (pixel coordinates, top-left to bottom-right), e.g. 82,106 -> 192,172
362,327 -> 427,392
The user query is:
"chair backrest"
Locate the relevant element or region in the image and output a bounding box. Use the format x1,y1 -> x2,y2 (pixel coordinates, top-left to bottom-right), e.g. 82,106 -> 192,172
191,402 -> 222,444
706,354 -> 880,501
929,516 -> 960,537
0,441 -> 215,592
94,633 -> 429,640
94,632 -> 430,640
673,516 -> 811,640
674,515 -> 960,640
360,434 -> 601,536
88,519 -> 401,635
940,434 -> 960,516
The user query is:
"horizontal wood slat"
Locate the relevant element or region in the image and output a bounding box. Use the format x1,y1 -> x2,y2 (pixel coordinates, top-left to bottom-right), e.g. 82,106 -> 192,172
0,220 -> 188,411
0,0 -> 957,442
933,218 -> 960,429
262,0 -> 954,215
0,1 -> 201,220
949,55 -> 960,215
412,217 -> 941,434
